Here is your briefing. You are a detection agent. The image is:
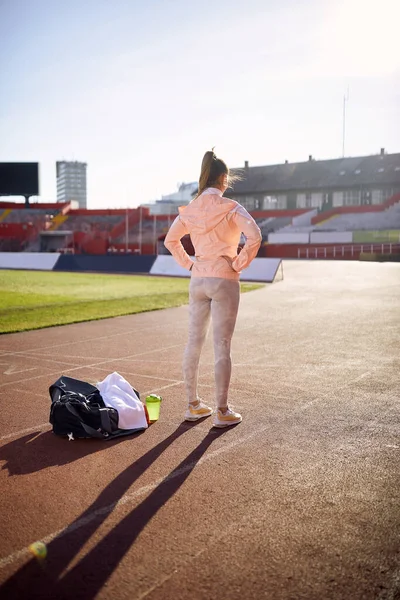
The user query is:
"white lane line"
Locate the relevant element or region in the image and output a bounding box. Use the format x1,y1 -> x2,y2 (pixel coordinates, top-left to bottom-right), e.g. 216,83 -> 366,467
135,505 -> 257,600
293,371 -> 371,413
0,344 -> 183,390
12,389 -> 47,399
0,321 -> 186,357
3,366 -> 38,376
3,355 -> 84,368
145,381 -> 184,394
0,424 -> 51,441
0,361 -> 39,376
0,424 -> 267,570
93,368 -> 180,384
0,368 -> 372,442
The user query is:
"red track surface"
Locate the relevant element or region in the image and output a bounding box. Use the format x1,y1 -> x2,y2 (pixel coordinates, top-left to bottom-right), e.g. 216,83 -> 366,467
0,261 -> 399,600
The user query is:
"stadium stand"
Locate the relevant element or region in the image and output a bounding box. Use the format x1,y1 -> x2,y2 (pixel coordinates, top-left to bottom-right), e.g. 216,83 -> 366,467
1,194 -> 399,261
114,217 -> 170,245
314,201 -> 400,231
279,194 -> 400,233
57,212 -> 123,233
0,202 -> 68,252
255,216 -> 293,236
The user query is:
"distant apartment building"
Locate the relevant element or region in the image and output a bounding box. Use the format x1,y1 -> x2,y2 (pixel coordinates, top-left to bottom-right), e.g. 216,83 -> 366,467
56,161 -> 87,208
143,182 -> 198,215
229,150 -> 400,212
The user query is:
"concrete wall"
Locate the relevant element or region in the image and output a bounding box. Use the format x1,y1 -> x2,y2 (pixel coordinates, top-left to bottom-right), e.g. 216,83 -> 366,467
291,210 -> 317,227
0,252 -> 61,270
310,232 -> 353,244
0,253 -> 156,273
268,233 -> 310,244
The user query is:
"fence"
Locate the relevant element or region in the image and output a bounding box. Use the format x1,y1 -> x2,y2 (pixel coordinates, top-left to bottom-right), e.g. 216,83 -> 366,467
297,243 -> 400,259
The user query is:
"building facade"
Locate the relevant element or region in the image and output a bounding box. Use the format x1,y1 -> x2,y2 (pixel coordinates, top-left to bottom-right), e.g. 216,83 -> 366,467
142,182 -> 198,215
228,150 -> 400,212
56,161 -> 87,208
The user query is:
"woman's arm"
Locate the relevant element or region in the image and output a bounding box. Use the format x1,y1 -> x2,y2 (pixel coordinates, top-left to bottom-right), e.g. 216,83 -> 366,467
164,216 -> 195,270
231,206 -> 262,272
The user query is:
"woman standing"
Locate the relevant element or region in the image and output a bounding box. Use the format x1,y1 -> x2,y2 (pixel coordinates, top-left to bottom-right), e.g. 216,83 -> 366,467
164,150 -> 261,427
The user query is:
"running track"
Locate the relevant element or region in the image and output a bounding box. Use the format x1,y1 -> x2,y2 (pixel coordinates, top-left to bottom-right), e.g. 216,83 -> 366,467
0,261 -> 399,600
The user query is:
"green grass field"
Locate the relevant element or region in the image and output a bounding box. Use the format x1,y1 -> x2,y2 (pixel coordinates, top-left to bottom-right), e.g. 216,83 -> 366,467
0,270 -> 264,334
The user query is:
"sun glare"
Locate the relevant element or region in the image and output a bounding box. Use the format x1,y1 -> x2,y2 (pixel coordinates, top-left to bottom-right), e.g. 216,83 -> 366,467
323,0 -> 399,76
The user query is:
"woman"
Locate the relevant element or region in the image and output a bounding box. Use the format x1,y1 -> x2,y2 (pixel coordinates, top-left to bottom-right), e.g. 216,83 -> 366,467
164,150 -> 261,427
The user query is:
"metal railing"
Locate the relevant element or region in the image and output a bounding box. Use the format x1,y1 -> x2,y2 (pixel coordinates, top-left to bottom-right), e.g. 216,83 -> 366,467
297,243 -> 400,259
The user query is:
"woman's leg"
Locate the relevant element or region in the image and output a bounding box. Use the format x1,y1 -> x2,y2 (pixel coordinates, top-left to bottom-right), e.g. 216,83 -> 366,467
209,279 -> 240,410
183,278 -> 211,405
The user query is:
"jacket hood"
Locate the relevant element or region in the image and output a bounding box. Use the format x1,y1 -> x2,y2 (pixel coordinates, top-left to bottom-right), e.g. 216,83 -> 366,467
178,192 -> 237,234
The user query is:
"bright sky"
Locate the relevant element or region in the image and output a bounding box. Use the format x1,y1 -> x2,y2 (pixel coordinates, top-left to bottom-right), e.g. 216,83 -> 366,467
1,0 -> 399,208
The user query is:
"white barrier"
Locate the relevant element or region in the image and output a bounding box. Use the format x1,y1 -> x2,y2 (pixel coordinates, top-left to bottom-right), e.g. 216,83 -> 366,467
241,257 -> 282,282
310,232 -> 353,244
0,252 -> 61,271
150,255 -> 187,277
150,255 -> 282,283
292,209 -> 317,227
268,232 -> 310,244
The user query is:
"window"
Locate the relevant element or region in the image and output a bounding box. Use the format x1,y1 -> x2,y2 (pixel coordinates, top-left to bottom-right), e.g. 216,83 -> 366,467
332,192 -> 343,207
378,168 -> 384,173
241,196 -> 256,211
296,193 -> 322,209
371,189 -> 393,204
343,190 -> 361,205
263,195 -> 287,209
276,195 -> 287,209
340,171 -> 346,175
355,169 -> 361,174
264,195 -> 277,209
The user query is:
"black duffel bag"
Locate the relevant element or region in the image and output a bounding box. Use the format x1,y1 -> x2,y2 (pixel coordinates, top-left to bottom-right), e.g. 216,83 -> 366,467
49,375 -> 142,440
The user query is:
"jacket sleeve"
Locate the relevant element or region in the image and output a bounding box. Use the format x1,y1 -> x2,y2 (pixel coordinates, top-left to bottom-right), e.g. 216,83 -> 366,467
164,216 -> 195,271
231,206 -> 262,273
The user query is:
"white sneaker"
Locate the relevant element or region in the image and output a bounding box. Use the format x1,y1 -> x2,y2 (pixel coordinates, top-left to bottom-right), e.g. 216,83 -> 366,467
184,401 -> 213,422
213,408 -> 242,428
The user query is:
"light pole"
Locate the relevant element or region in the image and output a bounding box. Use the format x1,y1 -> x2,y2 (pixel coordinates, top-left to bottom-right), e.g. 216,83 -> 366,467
342,87 -> 350,158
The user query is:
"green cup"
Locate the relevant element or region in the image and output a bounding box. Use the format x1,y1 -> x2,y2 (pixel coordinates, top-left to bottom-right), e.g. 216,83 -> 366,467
145,394 -> 162,422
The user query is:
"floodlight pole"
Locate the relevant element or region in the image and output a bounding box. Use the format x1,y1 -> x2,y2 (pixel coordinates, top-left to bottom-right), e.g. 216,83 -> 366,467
342,95 -> 346,157
342,87 -> 349,158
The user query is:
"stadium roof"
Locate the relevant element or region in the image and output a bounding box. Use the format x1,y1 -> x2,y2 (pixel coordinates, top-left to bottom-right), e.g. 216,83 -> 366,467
230,151 -> 400,195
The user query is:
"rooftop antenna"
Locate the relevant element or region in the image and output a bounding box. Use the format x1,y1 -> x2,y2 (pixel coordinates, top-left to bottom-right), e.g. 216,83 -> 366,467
342,86 -> 350,158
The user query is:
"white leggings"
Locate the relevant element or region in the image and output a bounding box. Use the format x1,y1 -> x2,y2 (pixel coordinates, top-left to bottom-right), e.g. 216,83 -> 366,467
183,277 -> 240,409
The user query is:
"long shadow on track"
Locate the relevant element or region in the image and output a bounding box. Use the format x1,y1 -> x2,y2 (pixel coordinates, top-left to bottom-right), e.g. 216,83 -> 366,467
0,429 -> 147,475
1,420 -> 233,599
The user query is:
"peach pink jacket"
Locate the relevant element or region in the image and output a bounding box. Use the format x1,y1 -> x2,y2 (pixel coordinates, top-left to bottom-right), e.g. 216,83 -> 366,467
164,187 -> 262,281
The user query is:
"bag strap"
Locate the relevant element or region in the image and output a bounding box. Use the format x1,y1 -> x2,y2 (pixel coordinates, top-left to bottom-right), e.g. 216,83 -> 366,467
65,403 -> 105,439
99,408 -> 114,434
